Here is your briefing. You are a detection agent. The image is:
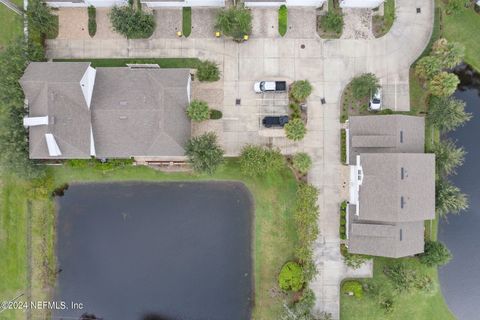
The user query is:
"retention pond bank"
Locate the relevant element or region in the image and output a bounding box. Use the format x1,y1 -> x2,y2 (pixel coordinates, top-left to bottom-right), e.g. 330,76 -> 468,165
439,64 -> 480,320
54,182 -> 253,320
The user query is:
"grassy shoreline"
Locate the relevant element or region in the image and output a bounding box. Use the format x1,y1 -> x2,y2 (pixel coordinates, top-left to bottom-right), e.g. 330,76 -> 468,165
0,159 -> 298,319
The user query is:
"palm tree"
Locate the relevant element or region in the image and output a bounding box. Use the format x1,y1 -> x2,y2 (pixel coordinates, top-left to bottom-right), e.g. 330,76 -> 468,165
435,178 -> 468,217
431,140 -> 466,176
428,71 -> 460,97
427,96 -> 472,132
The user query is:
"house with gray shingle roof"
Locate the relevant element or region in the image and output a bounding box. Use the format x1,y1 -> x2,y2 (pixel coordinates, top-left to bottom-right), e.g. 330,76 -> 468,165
346,115 -> 435,258
20,62 -> 191,159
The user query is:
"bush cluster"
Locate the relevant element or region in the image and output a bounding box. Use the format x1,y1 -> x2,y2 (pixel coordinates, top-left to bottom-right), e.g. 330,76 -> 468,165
339,201 -> 347,240
66,158 -> 134,170
185,132 -> 224,174
285,118 -> 307,141
278,261 -> 305,292
292,152 -> 312,174
209,109 -> 223,120
197,60 -> 221,82
186,100 -> 211,122
383,262 -> 434,294
340,129 -> 346,164
320,10 -> 343,35
278,5 -> 288,37
110,6 -> 155,39
88,6 -> 97,37
350,73 -> 379,99
215,6 -> 252,42
290,80 -> 313,102
239,145 -> 284,178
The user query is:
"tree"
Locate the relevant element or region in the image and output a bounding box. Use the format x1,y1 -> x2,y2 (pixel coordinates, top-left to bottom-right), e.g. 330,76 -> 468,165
285,118 -> 307,141
431,140 -> 465,176
428,71 -> 460,97
432,38 -> 465,68
320,10 -> 343,34
186,100 -> 210,121
290,80 -> 313,102
27,0 -> 57,37
185,132 -> 224,174
278,261 -> 305,292
215,6 -> 252,42
419,240 -> 452,267
350,73 -> 379,99
427,96 -> 471,132
239,145 -> 284,177
415,56 -> 442,81
197,60 -> 220,82
292,152 -> 312,174
0,39 -> 45,179
109,6 -> 155,39
436,178 -> 468,216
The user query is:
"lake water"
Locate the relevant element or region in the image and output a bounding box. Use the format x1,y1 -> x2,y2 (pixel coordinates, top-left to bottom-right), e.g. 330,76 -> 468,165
439,64 -> 480,320
54,182 -> 253,320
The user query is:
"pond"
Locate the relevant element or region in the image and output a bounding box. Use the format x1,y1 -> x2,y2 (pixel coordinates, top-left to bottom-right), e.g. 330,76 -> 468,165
439,64 -> 480,320
54,182 -> 253,320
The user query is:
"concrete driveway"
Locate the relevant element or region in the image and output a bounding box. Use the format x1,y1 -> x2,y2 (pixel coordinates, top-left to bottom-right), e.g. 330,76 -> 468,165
45,0 -> 434,318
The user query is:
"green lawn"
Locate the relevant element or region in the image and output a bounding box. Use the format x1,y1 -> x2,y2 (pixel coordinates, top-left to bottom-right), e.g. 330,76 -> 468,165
1,159 -> 298,319
341,258 -> 455,320
441,4 -> 480,71
182,7 -> 192,37
0,5 -> 23,51
53,57 -> 201,68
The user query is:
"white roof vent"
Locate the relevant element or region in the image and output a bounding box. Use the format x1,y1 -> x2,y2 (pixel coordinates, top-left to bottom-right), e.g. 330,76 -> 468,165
23,116 -> 48,127
45,134 -> 62,156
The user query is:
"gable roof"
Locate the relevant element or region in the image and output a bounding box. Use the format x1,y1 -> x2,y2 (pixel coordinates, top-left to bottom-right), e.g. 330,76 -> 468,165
20,62 -> 92,159
348,115 -> 425,164
359,153 -> 435,223
90,67 -> 191,158
348,206 -> 425,258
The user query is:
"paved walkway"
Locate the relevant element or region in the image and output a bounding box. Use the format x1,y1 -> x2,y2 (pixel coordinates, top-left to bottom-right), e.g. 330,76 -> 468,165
45,1 -> 434,318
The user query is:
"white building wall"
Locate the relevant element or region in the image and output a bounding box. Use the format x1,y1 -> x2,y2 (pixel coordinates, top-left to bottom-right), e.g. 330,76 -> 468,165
340,0 -> 383,8
143,0 -> 224,8
47,0 -> 127,8
245,0 -> 325,7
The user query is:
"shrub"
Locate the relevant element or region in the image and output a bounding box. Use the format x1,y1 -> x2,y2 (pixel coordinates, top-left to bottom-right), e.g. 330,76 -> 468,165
278,261 -> 305,292
294,183 -> 319,281
185,132 -> 224,174
321,10 -> 343,34
182,7 -> 192,37
88,6 -> 97,37
415,275 -> 435,294
427,96 -> 471,132
281,289 -> 316,320
379,297 -> 395,314
342,281 -> 363,298
215,6 -> 252,42
290,80 -> 313,102
186,100 -> 210,122
197,60 -> 221,82
209,109 -> 223,120
340,201 -> 347,240
436,178 -> 469,216
292,152 -> 312,174
432,38 -> 465,68
239,145 -> 284,177
415,56 -> 442,81
446,0 -> 469,15
278,5 -> 288,36
350,73 -> 379,99
285,118 -> 307,141
419,240 -> 452,267
427,71 -> 460,97
340,129 -> 346,164
383,262 -> 417,292
109,6 -> 155,39
289,103 -> 301,119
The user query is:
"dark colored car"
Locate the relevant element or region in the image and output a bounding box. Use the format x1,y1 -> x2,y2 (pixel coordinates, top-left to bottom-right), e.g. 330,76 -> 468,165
262,116 -> 289,128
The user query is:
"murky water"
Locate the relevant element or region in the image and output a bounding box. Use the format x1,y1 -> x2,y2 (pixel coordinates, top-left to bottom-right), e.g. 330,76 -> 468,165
54,182 -> 253,320
439,64 -> 480,320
